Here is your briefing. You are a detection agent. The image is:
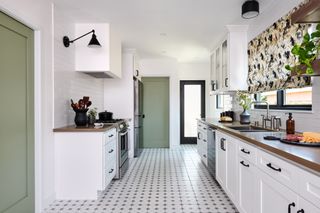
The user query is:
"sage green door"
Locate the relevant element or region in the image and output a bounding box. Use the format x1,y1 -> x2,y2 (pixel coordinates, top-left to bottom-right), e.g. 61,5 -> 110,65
0,12 -> 34,213
142,77 -> 169,148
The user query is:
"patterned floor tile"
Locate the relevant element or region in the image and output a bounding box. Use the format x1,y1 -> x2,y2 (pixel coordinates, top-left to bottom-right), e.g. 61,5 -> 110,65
43,145 -> 238,213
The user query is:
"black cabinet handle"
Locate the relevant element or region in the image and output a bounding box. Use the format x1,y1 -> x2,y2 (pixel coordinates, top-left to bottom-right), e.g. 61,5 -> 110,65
241,148 -> 250,154
220,138 -> 226,151
240,161 -> 250,167
203,139 -> 207,142
267,163 -> 281,172
108,149 -> 114,153
288,202 -> 295,213
203,154 -> 207,158
109,169 -> 114,174
225,78 -> 228,87
297,209 -> 304,213
108,134 -> 114,138
197,132 -> 201,140
203,127 -> 207,130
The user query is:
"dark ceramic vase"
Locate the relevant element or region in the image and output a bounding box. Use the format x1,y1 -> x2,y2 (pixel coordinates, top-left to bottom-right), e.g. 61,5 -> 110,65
240,109 -> 250,124
74,109 -> 89,126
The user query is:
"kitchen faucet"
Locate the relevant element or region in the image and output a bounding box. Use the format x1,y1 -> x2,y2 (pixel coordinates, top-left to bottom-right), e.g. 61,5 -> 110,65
250,101 -> 271,128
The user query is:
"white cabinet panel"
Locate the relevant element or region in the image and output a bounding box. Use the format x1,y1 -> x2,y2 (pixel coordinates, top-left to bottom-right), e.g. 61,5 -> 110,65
216,131 -> 226,188
238,158 -> 256,213
297,167 -> 320,208
298,197 -> 320,213
255,168 -> 298,213
226,135 -> 238,202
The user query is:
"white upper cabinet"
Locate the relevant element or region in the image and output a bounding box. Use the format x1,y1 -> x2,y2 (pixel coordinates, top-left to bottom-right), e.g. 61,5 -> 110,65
75,23 -> 122,78
210,25 -> 248,94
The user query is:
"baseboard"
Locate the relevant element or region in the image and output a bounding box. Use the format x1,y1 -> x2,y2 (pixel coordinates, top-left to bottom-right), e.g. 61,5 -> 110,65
42,193 -> 56,212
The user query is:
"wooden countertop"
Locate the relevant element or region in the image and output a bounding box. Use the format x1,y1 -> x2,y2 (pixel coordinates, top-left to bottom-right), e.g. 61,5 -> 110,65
53,124 -> 117,132
199,118 -> 320,175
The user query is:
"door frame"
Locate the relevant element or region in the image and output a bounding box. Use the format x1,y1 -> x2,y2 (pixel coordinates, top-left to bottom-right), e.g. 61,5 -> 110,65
180,80 -> 205,144
0,8 -> 42,212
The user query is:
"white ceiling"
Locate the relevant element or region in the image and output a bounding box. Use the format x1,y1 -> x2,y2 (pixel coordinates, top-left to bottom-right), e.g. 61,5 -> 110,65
53,0 -> 291,62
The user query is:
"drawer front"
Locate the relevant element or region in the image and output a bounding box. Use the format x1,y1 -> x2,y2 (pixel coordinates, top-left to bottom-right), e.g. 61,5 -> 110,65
105,139 -> 116,162
238,140 -> 257,164
105,160 -> 116,187
297,168 -> 320,208
105,128 -> 117,144
257,149 -> 298,190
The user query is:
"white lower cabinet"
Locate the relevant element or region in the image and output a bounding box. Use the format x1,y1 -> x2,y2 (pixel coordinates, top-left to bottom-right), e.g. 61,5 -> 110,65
238,158 -> 256,213
55,128 -> 117,200
216,131 -> 226,187
197,121 -> 208,166
215,131 -> 320,213
255,168 -> 298,213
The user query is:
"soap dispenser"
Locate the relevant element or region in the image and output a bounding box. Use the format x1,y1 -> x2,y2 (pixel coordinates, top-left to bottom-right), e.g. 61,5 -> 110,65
286,113 -> 295,134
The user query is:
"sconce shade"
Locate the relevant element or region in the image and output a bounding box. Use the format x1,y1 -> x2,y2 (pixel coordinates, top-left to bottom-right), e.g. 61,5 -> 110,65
242,0 -> 259,19
88,33 -> 101,48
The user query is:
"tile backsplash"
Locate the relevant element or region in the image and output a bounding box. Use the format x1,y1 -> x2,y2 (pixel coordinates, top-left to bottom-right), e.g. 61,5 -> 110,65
53,6 -> 104,128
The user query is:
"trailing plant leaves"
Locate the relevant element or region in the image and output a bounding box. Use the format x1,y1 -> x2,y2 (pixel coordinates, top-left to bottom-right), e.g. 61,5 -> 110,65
316,23 -> 320,31
303,33 -> 310,42
285,65 -> 291,70
306,67 -> 314,74
311,31 -> 320,39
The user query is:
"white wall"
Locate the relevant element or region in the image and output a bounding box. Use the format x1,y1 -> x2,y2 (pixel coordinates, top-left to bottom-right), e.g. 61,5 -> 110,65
53,7 -> 105,128
0,0 -> 54,211
104,51 -> 134,157
139,58 -> 210,148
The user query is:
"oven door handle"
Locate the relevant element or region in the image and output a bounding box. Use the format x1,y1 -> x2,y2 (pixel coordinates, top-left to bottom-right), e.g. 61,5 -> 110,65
119,130 -> 128,136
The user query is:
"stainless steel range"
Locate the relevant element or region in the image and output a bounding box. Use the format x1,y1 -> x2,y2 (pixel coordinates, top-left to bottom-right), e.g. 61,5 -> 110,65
97,118 -> 129,179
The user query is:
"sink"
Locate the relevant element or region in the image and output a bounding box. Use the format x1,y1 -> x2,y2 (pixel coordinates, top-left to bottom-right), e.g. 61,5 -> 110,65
228,125 -> 274,132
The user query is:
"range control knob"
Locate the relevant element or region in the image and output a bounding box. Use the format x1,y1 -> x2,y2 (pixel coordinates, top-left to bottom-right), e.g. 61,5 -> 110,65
119,124 -> 124,129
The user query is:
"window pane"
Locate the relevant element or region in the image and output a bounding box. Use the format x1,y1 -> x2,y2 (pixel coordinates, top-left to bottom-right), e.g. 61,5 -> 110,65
258,91 -> 277,105
285,87 -> 312,105
184,85 -> 201,137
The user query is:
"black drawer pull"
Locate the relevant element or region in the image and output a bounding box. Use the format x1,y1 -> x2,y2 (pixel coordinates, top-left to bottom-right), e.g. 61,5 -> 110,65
220,138 -> 226,151
108,134 -> 114,138
203,128 -> 207,130
288,202 -> 295,213
240,161 -> 250,167
108,149 -> 114,153
297,209 -> 304,213
203,139 -> 207,142
241,148 -> 250,154
108,169 -> 114,174
267,163 -> 281,172
203,154 -> 207,158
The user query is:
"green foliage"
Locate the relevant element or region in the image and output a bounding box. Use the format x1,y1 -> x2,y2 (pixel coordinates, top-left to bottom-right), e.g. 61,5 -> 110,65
236,91 -> 254,110
285,24 -> 320,75
87,107 -> 98,118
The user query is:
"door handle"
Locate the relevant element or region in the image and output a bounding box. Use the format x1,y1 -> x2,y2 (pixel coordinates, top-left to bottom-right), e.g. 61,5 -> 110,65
240,161 -> 250,167
266,163 -> 281,172
220,138 -> 226,151
288,202 -> 295,213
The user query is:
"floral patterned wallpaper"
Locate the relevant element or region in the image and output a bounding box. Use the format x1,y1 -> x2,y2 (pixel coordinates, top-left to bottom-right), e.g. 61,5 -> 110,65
247,1 -> 311,93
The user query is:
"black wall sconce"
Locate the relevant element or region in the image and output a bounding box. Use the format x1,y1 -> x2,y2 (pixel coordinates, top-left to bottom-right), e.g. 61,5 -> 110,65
63,29 -> 101,48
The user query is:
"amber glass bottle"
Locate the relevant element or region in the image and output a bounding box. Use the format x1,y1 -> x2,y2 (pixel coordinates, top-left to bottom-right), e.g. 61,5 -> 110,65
286,113 -> 295,134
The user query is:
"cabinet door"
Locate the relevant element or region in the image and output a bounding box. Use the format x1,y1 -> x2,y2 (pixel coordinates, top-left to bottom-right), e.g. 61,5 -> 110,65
226,136 -> 238,202
210,52 -> 217,91
298,197 -> 320,213
255,169 -> 298,213
215,46 -> 222,91
239,158 -> 256,213
216,131 -> 226,188
221,40 -> 229,89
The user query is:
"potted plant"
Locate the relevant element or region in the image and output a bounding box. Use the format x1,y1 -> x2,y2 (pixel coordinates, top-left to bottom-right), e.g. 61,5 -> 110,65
285,23 -> 320,76
236,91 -> 254,124
87,107 -> 98,125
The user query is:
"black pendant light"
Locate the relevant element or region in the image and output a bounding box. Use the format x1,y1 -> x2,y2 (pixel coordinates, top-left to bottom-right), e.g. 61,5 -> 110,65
242,0 -> 259,19
63,29 -> 101,48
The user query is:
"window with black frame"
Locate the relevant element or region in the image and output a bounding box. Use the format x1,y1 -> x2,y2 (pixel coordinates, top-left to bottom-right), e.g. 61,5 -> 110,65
254,87 -> 312,110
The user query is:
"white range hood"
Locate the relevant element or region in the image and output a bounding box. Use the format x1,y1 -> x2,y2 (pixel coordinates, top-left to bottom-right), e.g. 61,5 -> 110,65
75,23 -> 122,79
